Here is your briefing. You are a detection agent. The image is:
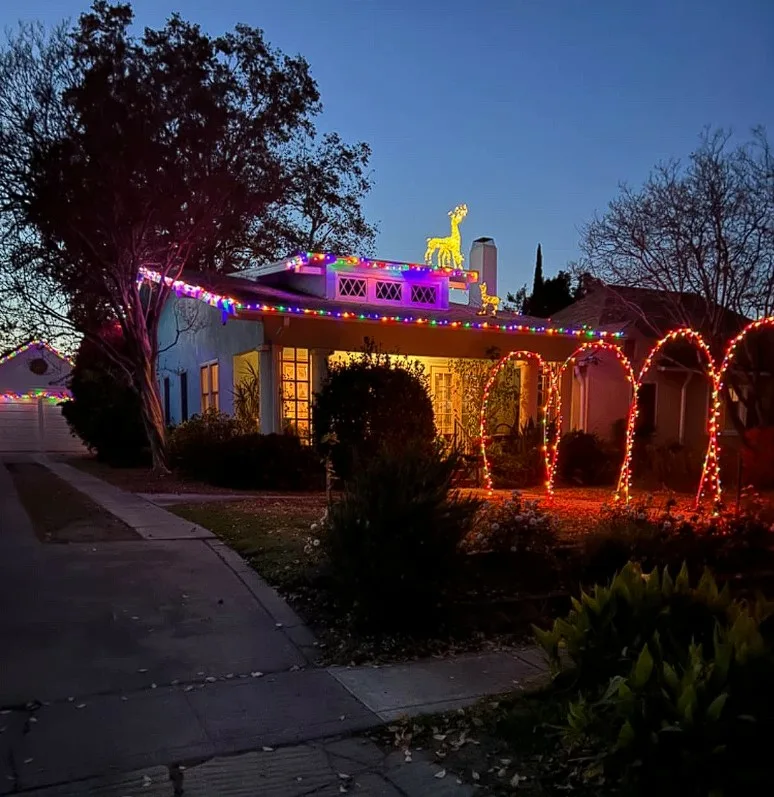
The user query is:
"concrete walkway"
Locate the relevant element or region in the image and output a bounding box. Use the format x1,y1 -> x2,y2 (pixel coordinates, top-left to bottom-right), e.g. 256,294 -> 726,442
1,456 -> 546,795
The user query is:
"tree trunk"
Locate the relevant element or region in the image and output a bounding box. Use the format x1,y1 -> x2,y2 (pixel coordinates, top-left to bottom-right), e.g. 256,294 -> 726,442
134,335 -> 169,473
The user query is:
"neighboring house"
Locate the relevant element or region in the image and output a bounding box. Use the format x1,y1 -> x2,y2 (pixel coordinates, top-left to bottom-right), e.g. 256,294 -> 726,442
551,284 -> 772,451
154,239 -> 625,445
0,340 -> 82,453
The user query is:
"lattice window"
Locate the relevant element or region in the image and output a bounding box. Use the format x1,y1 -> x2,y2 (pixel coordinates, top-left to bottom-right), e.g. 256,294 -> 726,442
281,347 -> 311,441
375,281 -> 402,302
410,284 -> 437,305
337,276 -> 367,298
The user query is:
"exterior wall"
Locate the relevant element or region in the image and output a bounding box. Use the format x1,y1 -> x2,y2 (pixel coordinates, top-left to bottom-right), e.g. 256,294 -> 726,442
157,296 -> 263,425
0,346 -> 71,393
582,351 -> 633,439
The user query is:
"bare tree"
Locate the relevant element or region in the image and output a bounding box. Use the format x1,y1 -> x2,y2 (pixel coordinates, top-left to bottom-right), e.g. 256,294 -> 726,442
577,127 -> 774,427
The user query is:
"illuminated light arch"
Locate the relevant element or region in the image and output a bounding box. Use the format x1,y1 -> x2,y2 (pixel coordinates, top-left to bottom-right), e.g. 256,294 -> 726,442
707,315 -> 774,506
479,351 -> 555,495
548,341 -> 637,502
626,328 -> 720,508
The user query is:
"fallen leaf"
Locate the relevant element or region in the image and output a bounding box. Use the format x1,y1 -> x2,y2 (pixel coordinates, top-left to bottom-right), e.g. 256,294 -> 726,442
250,671 -> 264,678
338,773 -> 351,780
205,676 -> 217,683
137,668 -> 148,673
75,704 -> 86,710
261,746 -> 274,752
472,771 -> 480,781
23,758 -> 33,764
511,773 -> 528,787
434,769 -> 446,779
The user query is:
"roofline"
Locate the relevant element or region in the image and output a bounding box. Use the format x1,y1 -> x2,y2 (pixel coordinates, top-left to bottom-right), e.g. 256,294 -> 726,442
0,340 -> 74,369
231,252 -> 478,285
140,267 -> 626,342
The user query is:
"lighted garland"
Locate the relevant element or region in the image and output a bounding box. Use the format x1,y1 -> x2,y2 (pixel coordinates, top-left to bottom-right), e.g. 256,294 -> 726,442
548,341 -> 637,502
479,351 -> 555,495
0,390 -> 69,403
138,267 -> 623,341
0,340 -> 74,368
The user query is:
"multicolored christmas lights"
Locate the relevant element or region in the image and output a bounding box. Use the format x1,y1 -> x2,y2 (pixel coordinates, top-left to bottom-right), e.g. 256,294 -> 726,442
287,252 -> 476,281
479,351 -> 555,495
0,390 -> 69,403
0,339 -> 74,368
138,268 -> 624,341
479,317 -> 774,511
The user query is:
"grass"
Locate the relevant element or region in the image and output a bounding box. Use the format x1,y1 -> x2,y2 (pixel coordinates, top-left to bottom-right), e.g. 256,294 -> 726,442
171,496 -> 326,587
7,462 -> 138,543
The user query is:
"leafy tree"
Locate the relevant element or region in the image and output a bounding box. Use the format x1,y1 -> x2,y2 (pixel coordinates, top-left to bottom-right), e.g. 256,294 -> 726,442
576,127 -> 774,428
0,3 -> 376,467
506,244 -> 578,317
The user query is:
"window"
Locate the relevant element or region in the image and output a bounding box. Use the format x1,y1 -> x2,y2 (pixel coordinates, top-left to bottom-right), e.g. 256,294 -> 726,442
281,347 -> 311,440
724,384 -> 748,432
180,372 -> 189,422
375,281 -> 402,302
163,377 -> 170,422
200,362 -> 219,411
410,284 -> 437,305
337,276 -> 367,298
431,369 -> 454,436
638,382 -> 657,434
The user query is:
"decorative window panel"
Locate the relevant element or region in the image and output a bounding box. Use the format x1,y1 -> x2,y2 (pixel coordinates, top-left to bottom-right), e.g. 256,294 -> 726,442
337,276 -> 367,298
281,347 -> 311,441
375,281 -> 402,302
410,284 -> 437,305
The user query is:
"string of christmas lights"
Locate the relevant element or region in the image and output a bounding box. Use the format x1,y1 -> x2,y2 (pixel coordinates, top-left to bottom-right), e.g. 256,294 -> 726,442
549,341 -> 637,502
0,340 -> 74,368
479,318 -> 774,511
479,351 -> 555,495
290,252 -> 476,281
138,268 -> 624,341
0,390 -> 69,402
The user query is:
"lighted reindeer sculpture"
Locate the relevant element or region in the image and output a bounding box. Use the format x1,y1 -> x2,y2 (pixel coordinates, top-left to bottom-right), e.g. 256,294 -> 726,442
424,204 -> 468,269
478,282 -> 500,316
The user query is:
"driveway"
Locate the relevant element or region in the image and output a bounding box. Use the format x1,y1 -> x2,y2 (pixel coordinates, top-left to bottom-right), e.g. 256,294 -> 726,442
0,458 -> 376,792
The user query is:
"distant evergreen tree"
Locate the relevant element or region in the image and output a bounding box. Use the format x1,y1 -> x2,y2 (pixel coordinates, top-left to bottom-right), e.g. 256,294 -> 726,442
516,243 -> 578,318
532,243 -> 544,297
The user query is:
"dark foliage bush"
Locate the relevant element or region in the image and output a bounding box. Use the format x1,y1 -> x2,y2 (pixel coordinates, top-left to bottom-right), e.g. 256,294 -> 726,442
323,443 -> 481,630
632,440 -> 702,492
487,420 -> 546,488
312,350 -> 436,482
61,332 -> 149,466
536,563 -> 774,796
581,502 -> 774,588
557,430 -> 619,486
742,426 -> 774,489
170,410 -> 323,490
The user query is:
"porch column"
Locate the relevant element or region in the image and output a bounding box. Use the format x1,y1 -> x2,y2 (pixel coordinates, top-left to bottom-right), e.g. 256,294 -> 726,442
519,361 -> 540,427
310,349 -> 332,399
559,365 -> 575,434
259,344 -> 281,434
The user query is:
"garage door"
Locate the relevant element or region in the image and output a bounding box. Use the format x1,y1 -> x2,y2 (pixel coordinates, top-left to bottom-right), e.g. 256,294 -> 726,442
0,399 -> 85,453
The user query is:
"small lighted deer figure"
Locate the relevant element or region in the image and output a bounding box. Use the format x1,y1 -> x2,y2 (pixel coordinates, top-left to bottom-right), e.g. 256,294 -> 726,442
424,204 -> 468,269
477,282 -> 500,316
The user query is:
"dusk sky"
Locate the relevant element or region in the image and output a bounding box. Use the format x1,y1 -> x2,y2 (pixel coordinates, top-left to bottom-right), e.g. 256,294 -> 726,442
1,0 -> 772,297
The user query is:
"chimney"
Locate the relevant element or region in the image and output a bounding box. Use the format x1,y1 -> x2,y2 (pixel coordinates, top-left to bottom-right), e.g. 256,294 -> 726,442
468,237 -> 497,308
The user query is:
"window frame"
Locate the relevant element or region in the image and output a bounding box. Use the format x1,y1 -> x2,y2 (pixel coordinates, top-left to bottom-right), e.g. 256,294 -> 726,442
200,360 -> 220,412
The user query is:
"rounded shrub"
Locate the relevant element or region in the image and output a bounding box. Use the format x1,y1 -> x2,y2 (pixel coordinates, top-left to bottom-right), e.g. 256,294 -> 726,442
312,351 -> 436,482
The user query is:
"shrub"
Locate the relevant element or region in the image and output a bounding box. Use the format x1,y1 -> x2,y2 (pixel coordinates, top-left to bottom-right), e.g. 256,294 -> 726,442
170,411 -> 323,490
536,563 -> 774,795
632,440 -> 702,492
557,430 -> 618,486
486,420 -> 545,488
313,348 -> 436,482
61,331 -> 149,466
742,426 -> 774,489
169,409 -> 240,480
323,443 -> 481,630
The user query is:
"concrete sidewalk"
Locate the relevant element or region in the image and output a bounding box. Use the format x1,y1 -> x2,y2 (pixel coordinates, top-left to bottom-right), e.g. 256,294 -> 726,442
3,456 -> 546,795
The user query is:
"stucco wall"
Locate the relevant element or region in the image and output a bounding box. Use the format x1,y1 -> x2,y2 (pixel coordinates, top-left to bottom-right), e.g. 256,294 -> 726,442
585,351 -> 633,440
157,296 -> 263,424
0,345 -> 71,393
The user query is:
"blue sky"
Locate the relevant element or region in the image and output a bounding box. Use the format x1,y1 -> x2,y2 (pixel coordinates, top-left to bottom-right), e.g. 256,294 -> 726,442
2,0 -> 772,297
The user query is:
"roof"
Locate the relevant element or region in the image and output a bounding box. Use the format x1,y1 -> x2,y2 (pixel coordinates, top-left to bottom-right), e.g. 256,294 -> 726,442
552,284 -> 748,340
141,267 -> 627,341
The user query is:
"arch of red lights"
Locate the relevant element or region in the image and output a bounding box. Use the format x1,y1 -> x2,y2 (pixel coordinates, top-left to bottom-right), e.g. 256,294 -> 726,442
479,317 -> 774,508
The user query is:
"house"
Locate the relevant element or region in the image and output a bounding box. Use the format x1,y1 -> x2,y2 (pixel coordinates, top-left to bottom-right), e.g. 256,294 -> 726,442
154,239 -> 626,446
551,283 -> 772,452
0,340 -> 82,452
